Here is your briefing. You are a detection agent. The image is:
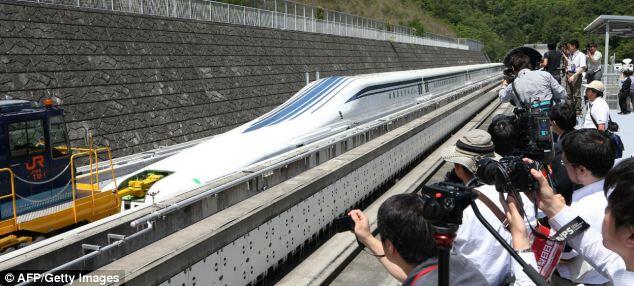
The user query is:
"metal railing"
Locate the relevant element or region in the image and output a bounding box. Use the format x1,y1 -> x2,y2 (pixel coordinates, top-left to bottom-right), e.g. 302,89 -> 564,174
0,169 -> 18,231
19,0 -> 482,51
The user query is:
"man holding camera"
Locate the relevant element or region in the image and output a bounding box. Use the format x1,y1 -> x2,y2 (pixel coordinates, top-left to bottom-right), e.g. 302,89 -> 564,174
550,129 -> 615,286
349,194 -> 488,286
586,43 -> 603,83
506,158 -> 633,285
440,129 -> 536,285
499,52 -> 566,105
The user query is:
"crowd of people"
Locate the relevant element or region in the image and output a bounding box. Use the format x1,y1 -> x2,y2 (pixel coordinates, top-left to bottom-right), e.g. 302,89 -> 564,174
342,43 -> 633,286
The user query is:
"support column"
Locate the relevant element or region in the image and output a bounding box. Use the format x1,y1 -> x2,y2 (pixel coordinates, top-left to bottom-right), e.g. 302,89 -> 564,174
604,21 -> 610,74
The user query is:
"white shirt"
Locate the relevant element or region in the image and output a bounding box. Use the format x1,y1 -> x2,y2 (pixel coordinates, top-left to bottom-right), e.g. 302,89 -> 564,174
454,184 -> 537,286
498,69 -> 566,104
588,51 -> 603,71
556,180 -> 610,284
583,97 -> 610,129
567,50 -> 587,73
550,207 -> 633,286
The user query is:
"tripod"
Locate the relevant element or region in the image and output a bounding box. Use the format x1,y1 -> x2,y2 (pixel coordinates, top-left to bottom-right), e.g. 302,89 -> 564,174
431,202 -> 548,286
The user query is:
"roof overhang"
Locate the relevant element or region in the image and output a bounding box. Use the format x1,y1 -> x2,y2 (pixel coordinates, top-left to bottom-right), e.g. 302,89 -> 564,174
584,15 -> 634,37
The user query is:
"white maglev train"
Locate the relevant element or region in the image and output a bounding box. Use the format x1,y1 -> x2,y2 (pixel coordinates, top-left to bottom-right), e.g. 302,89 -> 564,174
107,63 -> 501,208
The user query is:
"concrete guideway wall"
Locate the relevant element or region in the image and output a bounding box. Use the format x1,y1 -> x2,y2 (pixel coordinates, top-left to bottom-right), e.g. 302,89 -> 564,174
0,0 -> 489,158
96,80 -> 501,285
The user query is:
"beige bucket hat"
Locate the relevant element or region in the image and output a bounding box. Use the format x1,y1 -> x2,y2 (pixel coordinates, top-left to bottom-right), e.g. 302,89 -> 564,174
441,129 -> 496,173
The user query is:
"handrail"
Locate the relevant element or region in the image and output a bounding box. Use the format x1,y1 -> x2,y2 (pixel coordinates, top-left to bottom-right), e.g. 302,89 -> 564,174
0,168 -> 18,229
14,0 -> 481,51
69,146 -> 120,220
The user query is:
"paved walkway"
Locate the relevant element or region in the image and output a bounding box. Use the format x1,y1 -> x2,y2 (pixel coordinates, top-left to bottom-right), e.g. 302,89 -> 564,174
609,110 -> 634,160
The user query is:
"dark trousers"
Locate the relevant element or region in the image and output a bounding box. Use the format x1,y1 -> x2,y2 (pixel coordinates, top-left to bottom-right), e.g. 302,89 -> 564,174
618,91 -> 633,113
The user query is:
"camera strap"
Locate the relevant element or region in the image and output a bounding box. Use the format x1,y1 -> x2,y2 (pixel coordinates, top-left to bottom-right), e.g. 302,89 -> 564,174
551,216 -> 591,243
474,190 -> 509,231
511,81 -> 523,107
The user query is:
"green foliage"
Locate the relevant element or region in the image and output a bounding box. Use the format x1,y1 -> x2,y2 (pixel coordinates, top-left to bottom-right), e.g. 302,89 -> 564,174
400,19 -> 426,36
415,0 -> 634,61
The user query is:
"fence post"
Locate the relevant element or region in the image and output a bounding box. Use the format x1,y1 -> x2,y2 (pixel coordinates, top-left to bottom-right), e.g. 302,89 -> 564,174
243,5 -> 246,24
189,0 -> 192,19
140,0 -> 143,14
208,0 -> 211,20
284,1 -> 287,29
274,0 -> 277,28
294,3 -> 297,30
303,5 -> 306,31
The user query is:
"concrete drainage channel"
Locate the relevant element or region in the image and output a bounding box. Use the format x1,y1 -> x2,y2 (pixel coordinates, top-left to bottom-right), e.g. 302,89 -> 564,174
278,99 -> 513,286
98,81 -> 503,286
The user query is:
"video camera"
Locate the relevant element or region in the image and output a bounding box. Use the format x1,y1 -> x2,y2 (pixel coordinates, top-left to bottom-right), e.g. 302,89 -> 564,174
420,182 -> 477,227
476,156 -> 540,193
490,101 -> 553,163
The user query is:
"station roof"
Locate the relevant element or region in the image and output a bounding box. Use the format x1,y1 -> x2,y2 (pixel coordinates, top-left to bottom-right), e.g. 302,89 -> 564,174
584,15 -> 634,37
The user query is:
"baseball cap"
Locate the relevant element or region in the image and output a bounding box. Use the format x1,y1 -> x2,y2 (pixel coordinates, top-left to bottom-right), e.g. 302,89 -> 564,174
441,130 -> 495,174
582,80 -> 605,93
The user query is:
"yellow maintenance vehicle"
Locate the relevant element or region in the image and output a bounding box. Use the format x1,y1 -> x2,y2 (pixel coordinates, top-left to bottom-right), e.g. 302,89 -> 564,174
0,99 -> 121,253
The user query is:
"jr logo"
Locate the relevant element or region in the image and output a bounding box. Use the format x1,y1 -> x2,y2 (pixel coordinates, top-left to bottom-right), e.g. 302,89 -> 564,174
25,155 -> 45,171
25,155 -> 46,181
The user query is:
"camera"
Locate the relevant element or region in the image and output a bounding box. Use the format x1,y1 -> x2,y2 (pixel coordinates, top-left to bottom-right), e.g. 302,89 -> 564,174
476,156 -> 540,193
489,101 -> 553,162
503,67 -> 516,83
419,182 -> 477,227
333,216 -> 355,233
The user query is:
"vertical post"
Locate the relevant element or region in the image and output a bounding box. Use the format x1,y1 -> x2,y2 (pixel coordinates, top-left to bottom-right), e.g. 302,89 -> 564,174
274,0 -> 277,28
305,72 -> 310,85
294,3 -> 297,30
111,0 -> 114,10
284,1 -> 287,29
316,71 -> 320,81
243,5 -> 246,25
303,5 -> 306,31
139,0 -> 143,14
209,0 -> 211,20
188,0 -> 192,19
604,21 -> 610,75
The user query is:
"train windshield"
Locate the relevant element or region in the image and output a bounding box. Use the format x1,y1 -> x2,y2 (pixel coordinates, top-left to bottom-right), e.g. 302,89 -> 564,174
8,119 -> 46,158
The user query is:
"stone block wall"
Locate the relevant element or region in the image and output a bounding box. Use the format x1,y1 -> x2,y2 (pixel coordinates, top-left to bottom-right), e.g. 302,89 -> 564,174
0,0 -> 489,157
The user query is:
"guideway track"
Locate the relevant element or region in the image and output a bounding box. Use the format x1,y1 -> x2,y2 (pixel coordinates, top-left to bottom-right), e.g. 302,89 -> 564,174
277,96 -> 513,286
88,80 -> 503,286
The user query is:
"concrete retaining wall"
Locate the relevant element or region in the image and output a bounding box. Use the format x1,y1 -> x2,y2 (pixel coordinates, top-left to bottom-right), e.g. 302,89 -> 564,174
0,0 -> 488,157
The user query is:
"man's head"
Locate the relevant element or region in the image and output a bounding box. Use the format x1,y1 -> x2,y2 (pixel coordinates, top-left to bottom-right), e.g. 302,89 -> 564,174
624,68 -> 634,77
602,158 -> 634,261
547,43 -> 557,51
561,129 -> 615,185
378,194 -> 436,267
583,80 -> 605,101
509,52 -> 532,74
488,115 -> 518,156
569,40 -> 580,52
441,129 -> 495,184
588,42 -> 598,54
549,104 -> 577,135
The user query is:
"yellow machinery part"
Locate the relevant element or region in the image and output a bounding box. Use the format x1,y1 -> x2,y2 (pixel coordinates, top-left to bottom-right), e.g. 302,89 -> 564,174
0,235 -> 32,252
118,173 -> 164,199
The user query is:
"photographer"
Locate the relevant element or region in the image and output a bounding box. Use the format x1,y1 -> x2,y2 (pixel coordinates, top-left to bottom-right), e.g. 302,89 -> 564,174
549,104 -> 582,204
586,43 -> 603,82
499,52 -> 566,105
349,194 -> 488,285
581,81 -> 609,131
440,130 -> 537,285
551,129 -> 615,285
506,158 -> 634,285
